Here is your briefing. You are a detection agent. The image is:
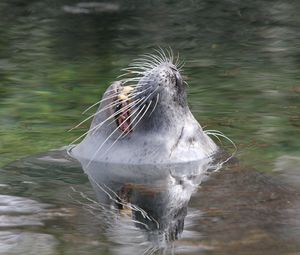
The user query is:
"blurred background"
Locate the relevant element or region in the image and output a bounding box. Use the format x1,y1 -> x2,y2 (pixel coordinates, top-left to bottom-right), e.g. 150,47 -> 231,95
1,0 -> 300,169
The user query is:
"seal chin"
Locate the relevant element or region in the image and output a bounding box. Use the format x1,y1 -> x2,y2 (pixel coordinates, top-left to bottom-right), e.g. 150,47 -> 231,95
70,50 -> 218,164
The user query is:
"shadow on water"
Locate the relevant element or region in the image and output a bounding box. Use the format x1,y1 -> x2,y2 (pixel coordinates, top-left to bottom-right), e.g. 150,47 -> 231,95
1,149 -> 300,254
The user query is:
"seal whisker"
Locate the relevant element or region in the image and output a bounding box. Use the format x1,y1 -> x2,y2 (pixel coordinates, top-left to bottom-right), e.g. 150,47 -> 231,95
129,61 -> 155,69
88,175 -> 152,221
124,63 -> 152,70
130,61 -> 156,70
120,69 -> 146,75
81,91 -> 121,115
119,101 -> 152,141
154,46 -> 168,62
120,73 -> 143,80
140,54 -> 162,65
104,98 -> 146,128
91,97 -> 144,134
205,132 -> 223,144
100,182 -> 153,222
175,51 -> 180,67
128,87 -> 152,98
69,98 -> 144,145
154,49 -> 167,64
148,93 -> 159,117
168,45 -> 174,63
156,47 -> 168,62
121,77 -> 143,83
87,104 -> 147,167
104,88 -> 153,129
165,46 -> 173,64
125,82 -> 150,89
117,72 -> 134,79
131,59 -> 154,65
105,87 -> 158,145
177,59 -> 185,71
131,100 -> 153,130
141,245 -> 155,255
147,246 -> 159,255
129,85 -> 159,109
140,54 -> 163,66
102,104 -> 151,155
70,98 -> 129,131
128,66 -> 151,72
131,60 -> 155,67
131,78 -> 153,86
124,66 -> 150,72
125,81 -> 154,91
121,73 -> 145,80
70,186 -> 112,211
204,129 -> 237,163
82,101 -> 102,115
92,106 -> 141,151
135,55 -> 160,64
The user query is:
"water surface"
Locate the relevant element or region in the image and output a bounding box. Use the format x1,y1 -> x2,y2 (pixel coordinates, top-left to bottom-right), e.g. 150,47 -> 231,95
1,0 -> 300,254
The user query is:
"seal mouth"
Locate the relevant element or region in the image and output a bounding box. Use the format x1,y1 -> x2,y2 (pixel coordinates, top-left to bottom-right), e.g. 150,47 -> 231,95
114,86 -> 134,134
115,97 -> 132,134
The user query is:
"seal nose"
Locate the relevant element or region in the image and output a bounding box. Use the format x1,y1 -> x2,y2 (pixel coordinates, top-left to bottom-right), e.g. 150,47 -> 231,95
170,67 -> 183,88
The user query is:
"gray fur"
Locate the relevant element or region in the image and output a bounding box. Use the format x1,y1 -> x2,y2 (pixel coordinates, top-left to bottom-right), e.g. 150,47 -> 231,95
70,55 -> 218,165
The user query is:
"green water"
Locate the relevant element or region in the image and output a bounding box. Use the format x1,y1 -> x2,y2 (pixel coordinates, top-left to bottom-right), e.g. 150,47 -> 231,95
1,1 -> 300,254
1,0 -> 299,168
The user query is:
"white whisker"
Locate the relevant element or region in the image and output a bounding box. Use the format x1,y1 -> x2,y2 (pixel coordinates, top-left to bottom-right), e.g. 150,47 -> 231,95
88,175 -> 153,222
148,93 -> 159,117
69,98 -> 143,145
175,51 -> 180,67
86,105 -> 146,167
102,103 -> 149,155
129,61 -> 155,69
204,129 -> 237,164
154,49 -> 167,63
129,100 -> 152,131
91,97 -> 144,134
81,90 -> 121,115
69,97 -> 127,132
141,54 -> 162,65
168,45 -> 174,63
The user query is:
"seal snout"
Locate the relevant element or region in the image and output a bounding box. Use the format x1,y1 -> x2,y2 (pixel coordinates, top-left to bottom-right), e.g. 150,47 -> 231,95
91,50 -> 188,137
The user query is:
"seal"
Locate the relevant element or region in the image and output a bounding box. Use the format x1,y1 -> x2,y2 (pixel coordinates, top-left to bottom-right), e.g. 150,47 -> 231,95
84,159 -> 213,243
69,50 -> 218,164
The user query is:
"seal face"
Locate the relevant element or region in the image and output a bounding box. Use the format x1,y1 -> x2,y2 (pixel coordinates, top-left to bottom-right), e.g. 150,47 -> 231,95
70,50 -> 218,164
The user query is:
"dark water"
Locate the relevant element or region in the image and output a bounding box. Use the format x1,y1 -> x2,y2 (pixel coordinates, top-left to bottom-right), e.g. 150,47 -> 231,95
1,0 -> 300,254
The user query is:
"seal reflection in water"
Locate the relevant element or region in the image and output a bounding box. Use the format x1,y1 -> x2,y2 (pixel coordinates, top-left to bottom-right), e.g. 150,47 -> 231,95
81,158 -> 220,253
69,49 -> 218,164
69,50 -> 224,252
